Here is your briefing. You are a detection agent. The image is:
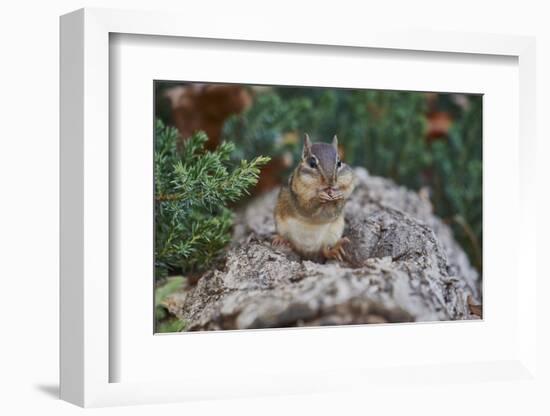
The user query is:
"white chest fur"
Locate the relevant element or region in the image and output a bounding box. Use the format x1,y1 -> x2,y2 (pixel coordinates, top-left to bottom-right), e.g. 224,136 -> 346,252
278,215 -> 345,254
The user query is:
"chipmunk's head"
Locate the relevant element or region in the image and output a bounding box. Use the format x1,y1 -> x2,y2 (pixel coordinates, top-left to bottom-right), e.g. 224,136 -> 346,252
294,134 -> 354,203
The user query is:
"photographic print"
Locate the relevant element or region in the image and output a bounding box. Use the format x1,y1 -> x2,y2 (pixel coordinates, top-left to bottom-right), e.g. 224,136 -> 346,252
154,82 -> 482,333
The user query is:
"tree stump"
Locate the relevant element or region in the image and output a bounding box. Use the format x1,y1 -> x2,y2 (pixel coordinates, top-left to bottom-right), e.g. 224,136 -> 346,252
166,168 -> 481,330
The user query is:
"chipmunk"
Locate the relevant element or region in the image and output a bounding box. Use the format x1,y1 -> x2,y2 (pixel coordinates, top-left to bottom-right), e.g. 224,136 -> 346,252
273,134 -> 355,261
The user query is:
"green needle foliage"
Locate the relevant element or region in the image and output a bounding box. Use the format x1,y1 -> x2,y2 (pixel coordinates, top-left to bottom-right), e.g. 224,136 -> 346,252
154,120 -> 270,280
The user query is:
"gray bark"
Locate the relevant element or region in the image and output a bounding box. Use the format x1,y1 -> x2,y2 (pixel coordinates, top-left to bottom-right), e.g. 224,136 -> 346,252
166,168 -> 481,330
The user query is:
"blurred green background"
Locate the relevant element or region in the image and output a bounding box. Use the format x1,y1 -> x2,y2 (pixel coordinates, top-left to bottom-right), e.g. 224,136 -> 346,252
156,83 -> 482,269
155,82 -> 482,331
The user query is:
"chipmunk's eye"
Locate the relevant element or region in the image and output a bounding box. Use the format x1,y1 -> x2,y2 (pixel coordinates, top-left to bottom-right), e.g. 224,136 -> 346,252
308,157 -> 317,168
337,160 -> 342,168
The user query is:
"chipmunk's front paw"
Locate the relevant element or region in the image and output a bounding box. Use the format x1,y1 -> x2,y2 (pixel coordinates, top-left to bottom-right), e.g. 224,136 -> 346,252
322,237 -> 350,262
272,234 -> 292,249
319,189 -> 344,203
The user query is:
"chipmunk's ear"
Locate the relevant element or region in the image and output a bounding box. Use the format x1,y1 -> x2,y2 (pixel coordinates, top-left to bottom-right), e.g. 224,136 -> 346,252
302,133 -> 312,160
332,135 -> 338,151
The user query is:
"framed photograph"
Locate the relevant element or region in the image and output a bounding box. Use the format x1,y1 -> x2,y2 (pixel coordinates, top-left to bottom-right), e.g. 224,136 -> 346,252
151,80 -> 482,334
60,8 -> 538,407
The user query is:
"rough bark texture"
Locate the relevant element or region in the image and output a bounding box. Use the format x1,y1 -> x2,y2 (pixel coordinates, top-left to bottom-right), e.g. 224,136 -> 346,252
166,168 -> 481,330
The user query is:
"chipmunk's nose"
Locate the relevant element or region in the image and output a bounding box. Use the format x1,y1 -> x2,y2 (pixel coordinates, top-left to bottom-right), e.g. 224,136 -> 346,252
325,186 -> 337,196
324,177 -> 335,188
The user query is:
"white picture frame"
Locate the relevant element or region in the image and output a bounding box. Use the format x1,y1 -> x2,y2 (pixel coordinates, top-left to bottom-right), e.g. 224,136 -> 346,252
60,7 -> 538,408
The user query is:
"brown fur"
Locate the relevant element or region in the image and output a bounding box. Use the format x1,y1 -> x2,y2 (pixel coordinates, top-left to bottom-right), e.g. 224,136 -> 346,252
274,135 -> 355,259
